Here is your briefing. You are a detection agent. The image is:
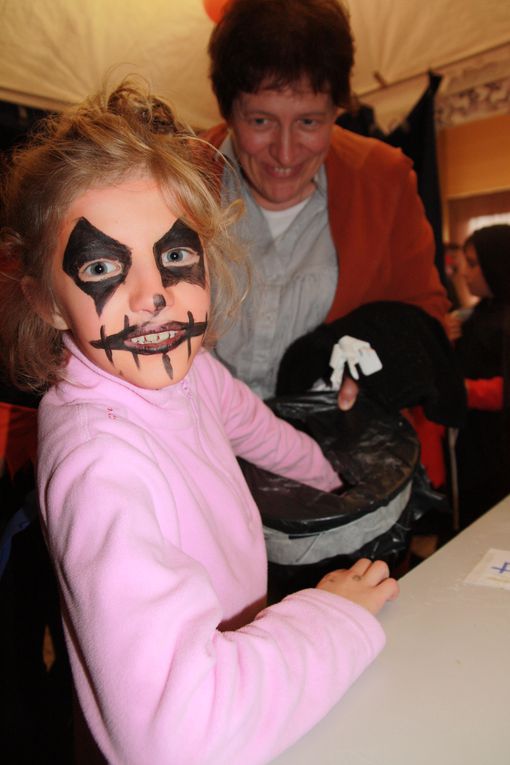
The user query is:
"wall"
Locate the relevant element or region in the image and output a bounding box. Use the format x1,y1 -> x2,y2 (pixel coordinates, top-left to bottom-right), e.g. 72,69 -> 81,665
437,113 -> 510,241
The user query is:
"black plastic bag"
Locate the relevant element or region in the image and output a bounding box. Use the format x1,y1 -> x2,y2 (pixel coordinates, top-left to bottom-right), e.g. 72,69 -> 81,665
239,391 -> 442,594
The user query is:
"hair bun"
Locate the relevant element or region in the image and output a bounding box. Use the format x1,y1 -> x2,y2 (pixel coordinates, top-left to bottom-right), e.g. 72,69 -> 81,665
107,84 -> 178,135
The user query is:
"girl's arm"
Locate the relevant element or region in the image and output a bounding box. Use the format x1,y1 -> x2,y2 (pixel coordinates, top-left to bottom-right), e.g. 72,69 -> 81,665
204,353 -> 341,491
40,435 -> 384,765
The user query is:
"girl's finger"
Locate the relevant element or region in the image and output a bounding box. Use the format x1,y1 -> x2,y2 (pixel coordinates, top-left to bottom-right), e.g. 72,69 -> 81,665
378,576 -> 400,601
363,559 -> 391,585
349,558 -> 373,579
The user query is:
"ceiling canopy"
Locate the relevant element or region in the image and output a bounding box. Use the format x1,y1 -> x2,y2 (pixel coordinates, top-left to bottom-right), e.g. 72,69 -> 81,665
1,0 -> 509,131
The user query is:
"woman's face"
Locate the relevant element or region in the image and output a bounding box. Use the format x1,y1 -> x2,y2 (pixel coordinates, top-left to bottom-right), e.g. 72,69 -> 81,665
463,242 -> 493,299
49,176 -> 210,389
228,78 -> 339,211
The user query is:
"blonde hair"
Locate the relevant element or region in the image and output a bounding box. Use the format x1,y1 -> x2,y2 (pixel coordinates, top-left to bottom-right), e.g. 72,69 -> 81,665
0,82 -> 248,392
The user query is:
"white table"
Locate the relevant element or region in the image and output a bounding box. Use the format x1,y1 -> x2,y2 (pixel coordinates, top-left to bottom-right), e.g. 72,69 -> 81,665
271,497 -> 510,765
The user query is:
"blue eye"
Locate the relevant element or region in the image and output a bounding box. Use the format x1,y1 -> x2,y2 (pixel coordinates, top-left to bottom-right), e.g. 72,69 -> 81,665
79,260 -> 122,282
161,248 -> 199,268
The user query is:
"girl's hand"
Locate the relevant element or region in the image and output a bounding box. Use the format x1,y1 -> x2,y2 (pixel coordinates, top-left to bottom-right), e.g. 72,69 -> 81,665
316,558 -> 399,615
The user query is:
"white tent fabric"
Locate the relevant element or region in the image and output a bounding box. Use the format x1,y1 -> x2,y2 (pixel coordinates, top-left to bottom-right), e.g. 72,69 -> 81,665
1,0 -> 509,131
0,0 -> 220,128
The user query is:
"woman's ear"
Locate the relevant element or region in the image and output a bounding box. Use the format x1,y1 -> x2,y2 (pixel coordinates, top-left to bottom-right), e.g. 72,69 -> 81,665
21,276 -> 69,330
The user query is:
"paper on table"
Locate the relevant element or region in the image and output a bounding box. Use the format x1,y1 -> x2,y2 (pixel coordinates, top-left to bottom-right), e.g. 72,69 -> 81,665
464,548 -> 510,590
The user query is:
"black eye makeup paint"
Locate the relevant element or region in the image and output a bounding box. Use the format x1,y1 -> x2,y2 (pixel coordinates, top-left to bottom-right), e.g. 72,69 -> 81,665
153,219 -> 206,289
63,217 -> 132,316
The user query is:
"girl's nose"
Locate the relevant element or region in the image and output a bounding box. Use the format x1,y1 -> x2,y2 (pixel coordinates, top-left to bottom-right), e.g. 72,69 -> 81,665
128,259 -> 174,315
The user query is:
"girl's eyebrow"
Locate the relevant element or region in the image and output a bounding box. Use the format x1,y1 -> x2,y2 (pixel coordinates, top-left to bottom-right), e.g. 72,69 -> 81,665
62,217 -> 133,317
63,217 -> 131,274
153,218 -> 206,290
153,218 -> 202,255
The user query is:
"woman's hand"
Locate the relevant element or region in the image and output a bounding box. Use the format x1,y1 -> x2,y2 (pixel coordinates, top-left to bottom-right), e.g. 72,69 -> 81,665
337,376 -> 359,411
316,558 -> 399,615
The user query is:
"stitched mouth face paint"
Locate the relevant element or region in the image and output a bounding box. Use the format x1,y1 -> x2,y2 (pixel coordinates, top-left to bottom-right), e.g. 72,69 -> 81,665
51,177 -> 211,389
91,311 -> 208,379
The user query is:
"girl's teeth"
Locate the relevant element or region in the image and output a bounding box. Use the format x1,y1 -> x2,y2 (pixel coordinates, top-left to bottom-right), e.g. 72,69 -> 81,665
131,330 -> 177,345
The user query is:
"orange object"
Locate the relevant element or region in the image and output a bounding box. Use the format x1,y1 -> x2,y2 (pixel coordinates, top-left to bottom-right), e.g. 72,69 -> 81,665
465,376 -> 503,411
203,0 -> 228,23
403,406 -> 446,489
0,401 -> 38,480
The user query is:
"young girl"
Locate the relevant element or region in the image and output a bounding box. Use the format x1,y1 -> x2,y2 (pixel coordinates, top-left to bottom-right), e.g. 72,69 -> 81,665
0,83 -> 398,765
454,224 -> 510,527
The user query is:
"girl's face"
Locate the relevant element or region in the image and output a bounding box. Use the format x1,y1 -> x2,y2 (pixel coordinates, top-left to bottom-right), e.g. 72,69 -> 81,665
463,242 -> 493,299
49,176 -> 210,389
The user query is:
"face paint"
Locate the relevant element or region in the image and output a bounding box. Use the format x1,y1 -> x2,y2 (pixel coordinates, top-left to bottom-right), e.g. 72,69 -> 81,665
153,294 -> 166,312
153,219 -> 206,289
90,310 -> 208,380
50,177 -> 211,389
62,217 -> 132,316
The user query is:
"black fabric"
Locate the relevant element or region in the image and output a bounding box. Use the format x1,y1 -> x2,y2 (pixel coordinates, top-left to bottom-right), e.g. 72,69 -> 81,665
0,100 -> 50,154
276,301 -> 466,428
0,377 -> 41,408
0,488 -> 73,764
386,73 -> 445,282
336,103 -> 385,140
455,407 -> 508,527
454,296 -> 510,526
455,299 -> 504,378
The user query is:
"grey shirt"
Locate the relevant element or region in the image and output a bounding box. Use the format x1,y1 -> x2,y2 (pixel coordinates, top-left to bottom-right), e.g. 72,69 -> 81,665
215,135 -> 338,400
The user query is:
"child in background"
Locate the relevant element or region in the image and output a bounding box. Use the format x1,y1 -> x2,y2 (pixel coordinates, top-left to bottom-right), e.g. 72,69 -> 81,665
454,224 -> 510,526
443,241 -> 479,342
0,84 -> 398,765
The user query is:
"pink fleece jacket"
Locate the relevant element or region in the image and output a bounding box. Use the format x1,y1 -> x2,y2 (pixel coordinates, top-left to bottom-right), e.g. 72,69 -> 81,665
37,340 -> 385,765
